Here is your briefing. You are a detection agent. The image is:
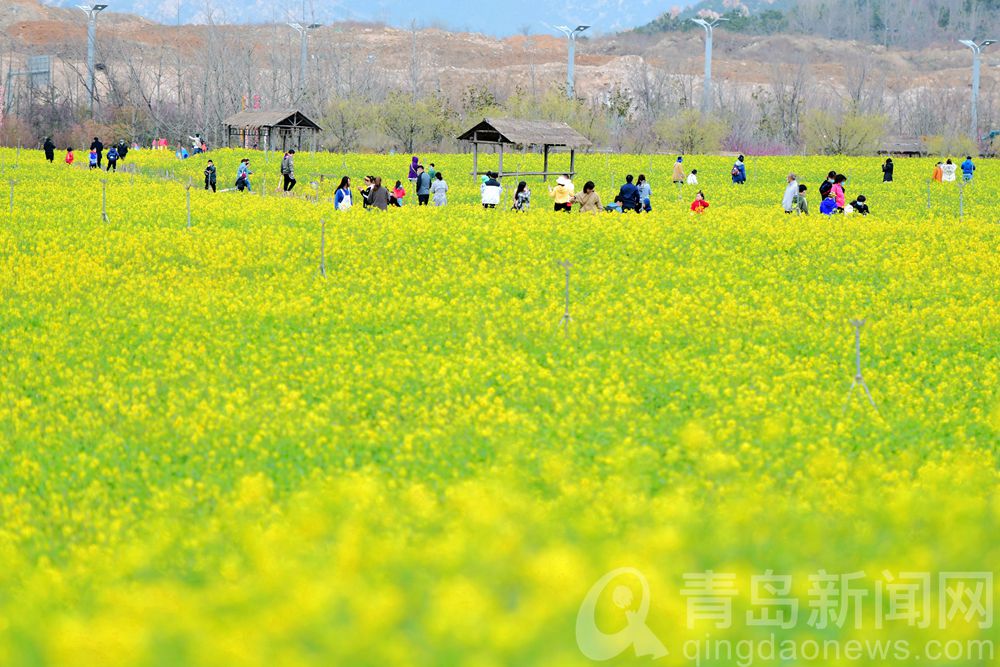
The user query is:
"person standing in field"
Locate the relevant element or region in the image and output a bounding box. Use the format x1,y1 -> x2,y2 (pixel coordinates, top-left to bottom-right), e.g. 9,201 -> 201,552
408,156 -> 419,184
831,174 -> 847,211
428,163 -> 437,180
236,159 -> 253,192
782,173 -> 799,213
690,191 -> 710,213
335,176 -> 353,210
64,147 -> 74,165
204,160 -> 217,192
819,170 -> 836,200
687,169 -> 698,185
672,157 -> 685,184
281,149 -> 296,192
431,172 -> 448,206
574,181 -> 603,213
792,184 -> 809,215
512,181 -> 531,211
90,137 -> 104,169
117,140 -> 129,163
366,177 -> 390,211
549,175 -> 574,212
941,158 -> 957,182
481,172 -> 503,209
932,161 -> 944,182
415,165 -> 432,205
43,137 -> 55,163
731,155 -> 746,184
961,155 -> 975,182
106,144 -> 119,172
637,174 -> 652,212
882,158 -> 893,182
359,176 -> 374,209
88,148 -> 98,170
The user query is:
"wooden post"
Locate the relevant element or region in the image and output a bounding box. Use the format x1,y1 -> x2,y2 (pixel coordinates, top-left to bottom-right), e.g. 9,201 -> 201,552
319,218 -> 326,278
472,141 -> 479,180
543,145 -> 550,182
498,142 -> 504,177
570,148 -> 576,177
186,178 -> 192,229
101,179 -> 109,222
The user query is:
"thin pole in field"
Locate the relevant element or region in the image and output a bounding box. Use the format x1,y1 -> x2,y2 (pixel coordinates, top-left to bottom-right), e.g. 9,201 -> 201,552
101,179 -> 109,222
185,179 -> 192,229
559,260 -> 572,329
319,218 -> 327,278
959,179 -> 965,221
842,318 -> 879,415
926,179 -> 931,210
8,179 -> 15,214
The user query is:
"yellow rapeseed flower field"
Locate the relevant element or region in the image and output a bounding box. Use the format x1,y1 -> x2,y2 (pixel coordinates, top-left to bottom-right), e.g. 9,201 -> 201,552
0,147 -> 998,666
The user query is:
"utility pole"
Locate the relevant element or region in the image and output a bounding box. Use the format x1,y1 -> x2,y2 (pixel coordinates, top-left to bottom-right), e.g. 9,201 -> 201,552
550,24 -> 590,99
691,17 -> 728,115
288,22 -> 321,102
77,4 -> 108,117
959,39 -> 996,141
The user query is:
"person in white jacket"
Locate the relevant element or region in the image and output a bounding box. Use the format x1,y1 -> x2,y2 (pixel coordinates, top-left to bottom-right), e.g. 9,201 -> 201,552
481,172 -> 502,209
686,170 -> 699,185
941,159 -> 958,182
782,173 -> 799,213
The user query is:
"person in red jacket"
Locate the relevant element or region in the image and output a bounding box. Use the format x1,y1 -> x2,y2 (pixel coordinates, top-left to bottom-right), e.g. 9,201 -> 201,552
64,147 -> 75,165
690,191 -> 710,213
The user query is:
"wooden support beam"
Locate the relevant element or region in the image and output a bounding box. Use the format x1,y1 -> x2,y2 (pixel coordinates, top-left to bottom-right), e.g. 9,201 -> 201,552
498,142 -> 504,177
543,145 -> 550,182
570,149 -> 576,176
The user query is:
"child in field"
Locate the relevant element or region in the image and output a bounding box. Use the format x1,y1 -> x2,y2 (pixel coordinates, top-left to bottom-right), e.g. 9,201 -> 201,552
88,149 -> 98,169
941,159 -> 957,182
820,194 -> 839,215
512,181 -> 531,211
391,180 -> 406,206
637,174 -> 652,212
849,195 -> 870,215
65,148 -> 74,165
932,162 -> 943,182
204,160 -> 217,192
792,184 -> 808,215
686,169 -> 698,185
431,172 -> 448,206
690,191 -> 709,213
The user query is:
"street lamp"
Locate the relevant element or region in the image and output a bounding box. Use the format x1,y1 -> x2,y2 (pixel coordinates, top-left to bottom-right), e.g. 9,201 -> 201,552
288,22 -> 322,100
959,39 -> 996,140
691,17 -> 728,115
552,24 -> 590,99
77,4 -> 108,117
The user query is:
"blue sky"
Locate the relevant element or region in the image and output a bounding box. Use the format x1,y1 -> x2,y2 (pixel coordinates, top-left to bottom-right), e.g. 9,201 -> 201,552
44,0 -> 676,36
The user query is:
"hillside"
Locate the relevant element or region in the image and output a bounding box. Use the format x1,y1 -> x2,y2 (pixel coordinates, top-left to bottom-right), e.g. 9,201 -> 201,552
1,0 -> 997,152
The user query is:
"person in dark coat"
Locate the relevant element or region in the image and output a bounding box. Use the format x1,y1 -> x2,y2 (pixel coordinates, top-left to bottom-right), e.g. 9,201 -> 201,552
881,158 -> 893,183
204,160 -> 217,192
89,137 -> 104,169
617,175 -> 641,212
731,155 -> 747,184
43,137 -> 56,163
116,140 -> 129,162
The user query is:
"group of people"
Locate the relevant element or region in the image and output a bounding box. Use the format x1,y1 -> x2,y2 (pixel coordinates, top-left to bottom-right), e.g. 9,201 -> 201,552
781,172 -> 870,216
47,136 -> 131,172
930,156 -> 976,183
329,170 -> 449,211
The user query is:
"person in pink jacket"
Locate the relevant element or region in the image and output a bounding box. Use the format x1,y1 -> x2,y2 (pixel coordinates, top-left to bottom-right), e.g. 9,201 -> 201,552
831,174 -> 847,211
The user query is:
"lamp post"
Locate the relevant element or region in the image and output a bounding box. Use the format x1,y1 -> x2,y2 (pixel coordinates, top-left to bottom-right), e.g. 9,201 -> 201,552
288,22 -> 322,101
959,39 -> 996,140
552,24 -> 590,99
77,4 -> 108,117
691,17 -> 728,115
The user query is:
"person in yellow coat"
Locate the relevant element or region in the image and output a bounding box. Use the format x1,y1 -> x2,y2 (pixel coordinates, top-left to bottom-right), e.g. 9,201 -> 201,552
549,175 -> 575,212
672,156 -> 685,184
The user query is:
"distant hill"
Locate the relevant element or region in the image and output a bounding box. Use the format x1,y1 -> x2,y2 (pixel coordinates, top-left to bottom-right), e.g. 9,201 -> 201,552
636,0 -> 1000,46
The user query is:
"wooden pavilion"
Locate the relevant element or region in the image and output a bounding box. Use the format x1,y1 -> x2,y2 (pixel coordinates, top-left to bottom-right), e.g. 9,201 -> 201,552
222,109 -> 322,152
457,118 -> 592,181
